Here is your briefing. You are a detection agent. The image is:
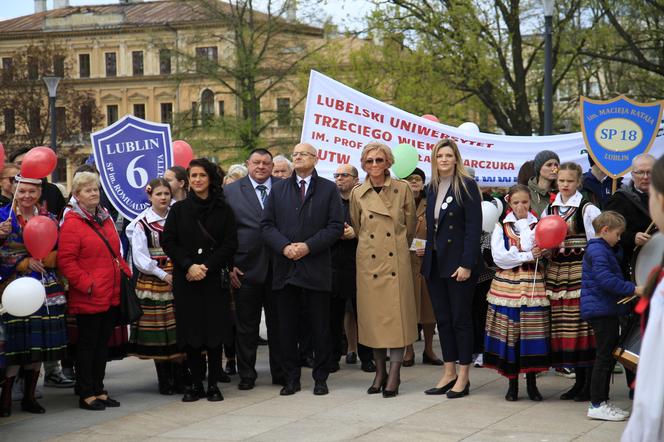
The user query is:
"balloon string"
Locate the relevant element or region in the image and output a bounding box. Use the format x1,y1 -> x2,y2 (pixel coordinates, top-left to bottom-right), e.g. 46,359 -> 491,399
6,185 -> 19,219
531,257 -> 539,300
41,271 -> 49,316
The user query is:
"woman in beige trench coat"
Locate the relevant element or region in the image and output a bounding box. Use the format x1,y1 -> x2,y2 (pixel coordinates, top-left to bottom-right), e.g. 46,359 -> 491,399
350,142 -> 418,398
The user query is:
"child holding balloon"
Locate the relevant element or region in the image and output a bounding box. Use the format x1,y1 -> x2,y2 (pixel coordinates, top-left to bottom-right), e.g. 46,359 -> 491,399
542,162 -> 601,402
484,184 -> 549,401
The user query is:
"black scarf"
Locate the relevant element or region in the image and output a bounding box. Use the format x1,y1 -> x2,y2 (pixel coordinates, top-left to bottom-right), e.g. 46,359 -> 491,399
187,189 -> 225,221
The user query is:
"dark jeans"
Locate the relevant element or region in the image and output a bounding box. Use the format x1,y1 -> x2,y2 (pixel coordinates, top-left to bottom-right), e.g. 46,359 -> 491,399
276,285 -> 331,383
186,346 -> 222,385
75,308 -> 115,398
426,253 -> 477,365
588,316 -> 620,405
234,282 -> 283,381
330,295 -> 347,363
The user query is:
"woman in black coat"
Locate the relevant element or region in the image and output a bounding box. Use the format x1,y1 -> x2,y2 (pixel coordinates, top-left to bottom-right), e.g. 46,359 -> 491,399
162,158 -> 238,403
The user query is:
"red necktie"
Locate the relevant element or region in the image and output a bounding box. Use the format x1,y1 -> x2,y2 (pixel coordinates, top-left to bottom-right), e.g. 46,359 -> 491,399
300,180 -> 306,202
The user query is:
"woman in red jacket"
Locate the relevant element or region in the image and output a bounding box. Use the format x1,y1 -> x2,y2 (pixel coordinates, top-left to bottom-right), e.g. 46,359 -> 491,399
58,172 -> 131,411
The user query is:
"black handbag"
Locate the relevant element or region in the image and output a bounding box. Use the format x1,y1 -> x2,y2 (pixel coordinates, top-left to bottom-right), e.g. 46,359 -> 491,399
197,220 -> 231,289
85,220 -> 143,324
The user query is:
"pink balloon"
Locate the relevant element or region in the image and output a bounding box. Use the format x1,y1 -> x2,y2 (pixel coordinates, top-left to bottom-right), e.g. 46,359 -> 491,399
21,146 -> 57,179
422,114 -> 439,123
173,140 -> 194,168
24,215 -> 58,260
535,215 -> 568,249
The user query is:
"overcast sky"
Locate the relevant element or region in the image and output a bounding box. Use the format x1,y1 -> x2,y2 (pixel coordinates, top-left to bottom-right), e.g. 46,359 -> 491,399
1,0 -> 372,30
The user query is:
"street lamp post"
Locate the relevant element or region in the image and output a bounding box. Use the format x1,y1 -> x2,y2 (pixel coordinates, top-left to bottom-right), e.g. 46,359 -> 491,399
43,76 -> 61,182
543,0 -> 554,135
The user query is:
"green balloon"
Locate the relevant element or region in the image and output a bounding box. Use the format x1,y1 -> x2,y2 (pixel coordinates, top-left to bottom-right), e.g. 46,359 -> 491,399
391,143 -> 419,178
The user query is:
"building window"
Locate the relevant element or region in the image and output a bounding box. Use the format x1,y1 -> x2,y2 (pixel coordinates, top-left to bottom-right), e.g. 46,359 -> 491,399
218,100 -> 225,117
3,109 -> 15,134
56,107 -> 66,137
80,104 -> 92,133
201,89 -> 214,126
53,55 -> 65,77
29,107 -> 41,135
277,97 -> 291,127
2,58 -> 13,82
133,103 -> 146,120
159,49 -> 171,75
105,52 -> 117,77
79,54 -> 90,78
28,56 -> 39,80
106,104 -> 119,126
160,102 -> 173,124
132,51 -> 144,76
195,46 -> 218,72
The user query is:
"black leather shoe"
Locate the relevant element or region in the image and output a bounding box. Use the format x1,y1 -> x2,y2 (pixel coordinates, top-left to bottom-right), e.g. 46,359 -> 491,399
79,397 -> 105,411
329,361 -> 340,373
424,377 -> 457,395
361,360 -> 376,373
207,384 -> 224,402
383,381 -> 400,398
446,382 -> 470,399
182,383 -> 205,402
225,360 -> 237,376
345,352 -> 358,364
505,379 -> 518,401
422,352 -> 444,366
97,395 -> 120,407
20,399 -> 45,414
219,371 -> 232,383
313,380 -> 329,396
238,378 -> 255,391
257,336 -> 268,346
279,382 -> 301,396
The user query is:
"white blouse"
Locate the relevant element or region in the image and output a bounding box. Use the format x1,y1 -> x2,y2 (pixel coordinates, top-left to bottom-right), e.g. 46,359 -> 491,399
130,208 -> 169,281
542,191 -> 601,240
491,212 -> 538,270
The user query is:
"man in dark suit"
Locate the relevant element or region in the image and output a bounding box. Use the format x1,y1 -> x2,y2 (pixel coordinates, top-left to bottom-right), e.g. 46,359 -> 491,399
261,143 -> 344,396
226,148 -> 284,390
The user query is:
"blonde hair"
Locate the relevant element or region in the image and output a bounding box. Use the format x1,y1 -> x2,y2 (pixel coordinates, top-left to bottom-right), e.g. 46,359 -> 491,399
592,210 -> 626,233
71,171 -> 100,196
223,164 -> 248,185
429,138 -> 475,204
360,142 -> 394,176
558,162 -> 583,181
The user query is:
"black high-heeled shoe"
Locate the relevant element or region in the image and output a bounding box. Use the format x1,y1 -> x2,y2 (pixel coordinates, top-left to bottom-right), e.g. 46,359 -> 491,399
505,378 -> 518,401
424,377 -> 457,395
422,352 -> 444,366
383,381 -> 400,398
526,373 -> 543,401
402,357 -> 415,367
79,397 -> 105,411
446,382 -> 470,399
367,377 -> 387,394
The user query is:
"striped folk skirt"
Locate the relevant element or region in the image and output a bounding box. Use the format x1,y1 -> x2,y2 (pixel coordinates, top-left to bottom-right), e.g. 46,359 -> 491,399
1,303 -> 67,366
484,305 -> 550,378
546,253 -> 596,368
128,269 -> 182,360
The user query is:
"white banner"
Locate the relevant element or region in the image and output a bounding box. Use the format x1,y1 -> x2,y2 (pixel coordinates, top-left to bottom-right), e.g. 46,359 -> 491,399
300,70 -> 664,186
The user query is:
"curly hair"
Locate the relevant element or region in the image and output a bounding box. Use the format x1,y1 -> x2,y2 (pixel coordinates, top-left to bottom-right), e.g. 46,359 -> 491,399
188,158 -> 223,196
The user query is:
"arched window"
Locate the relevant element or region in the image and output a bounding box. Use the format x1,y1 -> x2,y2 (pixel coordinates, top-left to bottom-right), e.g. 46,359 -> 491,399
201,89 -> 214,126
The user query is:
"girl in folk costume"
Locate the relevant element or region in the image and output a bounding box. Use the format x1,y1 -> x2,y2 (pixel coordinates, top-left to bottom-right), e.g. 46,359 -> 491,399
543,162 -> 601,401
484,184 -> 549,401
128,178 -> 185,395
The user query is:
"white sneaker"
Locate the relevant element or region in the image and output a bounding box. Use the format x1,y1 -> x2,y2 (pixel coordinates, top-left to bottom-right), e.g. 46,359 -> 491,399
555,368 -> 576,379
587,402 -> 626,421
474,354 -> 483,368
606,401 -> 630,418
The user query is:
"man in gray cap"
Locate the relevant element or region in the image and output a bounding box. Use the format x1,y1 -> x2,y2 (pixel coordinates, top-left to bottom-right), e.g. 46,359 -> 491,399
527,150 -> 560,214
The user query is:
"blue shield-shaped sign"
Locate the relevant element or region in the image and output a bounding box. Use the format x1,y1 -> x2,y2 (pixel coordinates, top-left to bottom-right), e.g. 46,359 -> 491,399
91,115 -> 173,220
581,95 -> 663,178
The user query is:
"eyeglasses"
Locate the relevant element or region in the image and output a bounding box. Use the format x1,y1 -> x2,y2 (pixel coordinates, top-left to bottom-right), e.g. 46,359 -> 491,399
365,158 -> 386,165
632,170 -> 651,177
292,151 -> 315,158
406,176 -> 423,183
333,173 -> 356,178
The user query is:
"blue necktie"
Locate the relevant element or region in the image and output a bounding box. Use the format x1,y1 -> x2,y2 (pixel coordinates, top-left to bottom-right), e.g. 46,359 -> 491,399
256,184 -> 267,206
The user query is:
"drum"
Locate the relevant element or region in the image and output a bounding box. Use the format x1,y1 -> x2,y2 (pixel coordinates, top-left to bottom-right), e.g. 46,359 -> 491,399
613,317 -> 641,372
635,232 -> 664,285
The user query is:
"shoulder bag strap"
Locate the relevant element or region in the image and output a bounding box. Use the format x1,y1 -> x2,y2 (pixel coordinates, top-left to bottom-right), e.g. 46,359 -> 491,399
196,219 -> 217,247
84,219 -> 119,262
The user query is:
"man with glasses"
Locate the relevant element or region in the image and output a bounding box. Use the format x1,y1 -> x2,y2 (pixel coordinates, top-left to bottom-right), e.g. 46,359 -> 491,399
0,164 -> 19,208
261,143 -> 344,396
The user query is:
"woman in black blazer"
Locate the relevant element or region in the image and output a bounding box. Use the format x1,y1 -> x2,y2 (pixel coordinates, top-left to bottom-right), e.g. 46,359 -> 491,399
421,139 -> 483,399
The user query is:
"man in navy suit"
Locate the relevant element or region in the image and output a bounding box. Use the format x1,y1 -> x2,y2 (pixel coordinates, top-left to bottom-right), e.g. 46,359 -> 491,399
226,148 -> 284,390
261,143 -> 344,396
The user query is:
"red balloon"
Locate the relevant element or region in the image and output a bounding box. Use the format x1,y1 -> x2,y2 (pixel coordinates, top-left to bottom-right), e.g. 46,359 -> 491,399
535,215 -> 568,249
173,140 -> 194,168
21,146 -> 57,179
422,114 -> 439,123
24,215 -> 58,260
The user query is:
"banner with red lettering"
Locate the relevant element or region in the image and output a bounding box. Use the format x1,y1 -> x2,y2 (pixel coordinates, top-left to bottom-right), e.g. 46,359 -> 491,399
300,70 -> 664,186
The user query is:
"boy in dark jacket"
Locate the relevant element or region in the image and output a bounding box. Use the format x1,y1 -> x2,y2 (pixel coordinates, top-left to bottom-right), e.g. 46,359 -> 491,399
581,211 -> 642,421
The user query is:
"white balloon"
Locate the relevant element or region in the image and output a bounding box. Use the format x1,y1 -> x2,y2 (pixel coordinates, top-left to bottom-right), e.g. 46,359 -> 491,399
481,201 -> 500,233
458,122 -> 480,134
493,197 -> 504,215
1,277 -> 45,317
635,233 -> 664,286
